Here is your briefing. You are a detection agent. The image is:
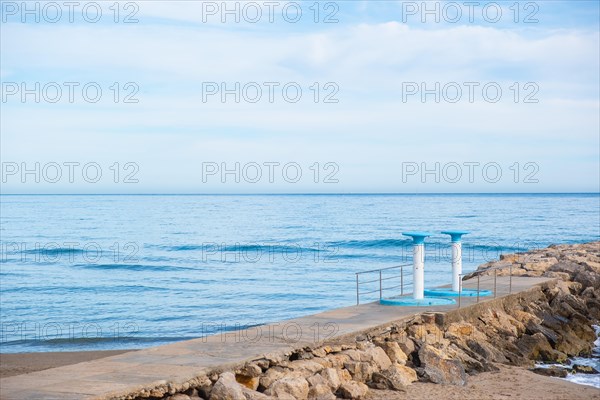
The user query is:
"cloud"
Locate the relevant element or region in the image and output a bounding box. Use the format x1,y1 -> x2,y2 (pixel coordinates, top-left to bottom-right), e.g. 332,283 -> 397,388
1,3 -> 598,193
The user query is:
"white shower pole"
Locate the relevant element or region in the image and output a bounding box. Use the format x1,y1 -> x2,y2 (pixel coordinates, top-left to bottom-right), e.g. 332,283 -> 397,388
402,232 -> 432,300
441,231 -> 469,292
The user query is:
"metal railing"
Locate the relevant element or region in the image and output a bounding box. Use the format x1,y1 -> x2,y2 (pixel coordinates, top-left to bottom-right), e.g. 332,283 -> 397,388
355,264 -> 412,305
457,263 -> 513,308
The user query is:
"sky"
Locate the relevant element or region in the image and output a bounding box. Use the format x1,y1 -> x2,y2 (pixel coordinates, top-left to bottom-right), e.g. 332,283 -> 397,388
0,0 -> 599,193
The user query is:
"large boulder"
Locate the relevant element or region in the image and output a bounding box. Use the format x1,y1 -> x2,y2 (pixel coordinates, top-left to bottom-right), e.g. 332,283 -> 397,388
516,333 -> 555,361
530,367 -> 568,378
264,377 -> 309,399
307,367 -> 342,392
408,323 -> 445,346
547,261 -> 582,279
235,375 -> 259,391
307,383 -> 336,400
336,381 -> 369,399
444,343 -> 494,373
418,345 -> 467,386
466,338 -> 508,364
211,372 -> 246,400
325,353 -> 351,368
343,361 -> 376,382
396,336 -> 416,359
575,270 -> 600,289
525,320 -> 560,346
288,359 -> 325,378
378,341 -> 408,365
363,345 -> 392,370
555,325 -> 593,357
369,364 -> 417,390
259,367 -> 288,390
572,364 -> 600,374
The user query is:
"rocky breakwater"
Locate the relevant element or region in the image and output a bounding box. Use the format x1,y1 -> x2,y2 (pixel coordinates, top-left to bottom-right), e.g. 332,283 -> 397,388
124,241 -> 600,400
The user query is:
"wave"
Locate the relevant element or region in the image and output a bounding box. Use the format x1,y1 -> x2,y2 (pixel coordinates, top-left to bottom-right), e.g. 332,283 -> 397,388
17,247 -> 85,255
144,238 -> 550,256
73,263 -> 192,272
328,239 -> 410,249
150,243 -> 321,253
0,284 -> 172,294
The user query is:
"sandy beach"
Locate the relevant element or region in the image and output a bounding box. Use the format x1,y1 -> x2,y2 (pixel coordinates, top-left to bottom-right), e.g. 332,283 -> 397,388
369,365 -> 600,400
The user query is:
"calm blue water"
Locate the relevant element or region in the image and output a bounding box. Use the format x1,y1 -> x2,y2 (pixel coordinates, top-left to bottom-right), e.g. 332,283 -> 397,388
1,194 -> 599,353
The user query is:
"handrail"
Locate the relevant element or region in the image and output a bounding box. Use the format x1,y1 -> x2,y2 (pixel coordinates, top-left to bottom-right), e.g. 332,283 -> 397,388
355,264 -> 412,305
356,264 -> 411,275
457,263 -> 513,308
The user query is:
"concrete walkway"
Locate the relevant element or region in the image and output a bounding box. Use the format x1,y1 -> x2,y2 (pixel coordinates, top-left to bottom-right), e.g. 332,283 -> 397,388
0,276 -> 553,400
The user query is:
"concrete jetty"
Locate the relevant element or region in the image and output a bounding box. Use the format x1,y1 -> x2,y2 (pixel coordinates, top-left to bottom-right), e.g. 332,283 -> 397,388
0,276 -> 554,400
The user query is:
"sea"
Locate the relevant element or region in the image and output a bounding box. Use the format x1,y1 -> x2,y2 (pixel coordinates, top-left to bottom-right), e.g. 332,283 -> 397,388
1,193 -> 599,356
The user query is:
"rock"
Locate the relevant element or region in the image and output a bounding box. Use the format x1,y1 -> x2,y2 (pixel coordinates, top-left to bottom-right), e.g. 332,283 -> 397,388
548,261 -> 581,278
236,375 -> 259,391
306,367 -> 342,395
543,271 -> 571,281
166,394 -> 192,400
512,310 -> 542,326
555,325 -> 593,356
530,367 -> 568,378
396,336 -> 416,358
259,367 -> 289,390
238,363 -> 262,378
363,345 -> 392,370
572,364 -> 600,374
189,376 -> 213,399
408,323 -> 445,346
344,361 -> 376,382
264,377 -> 309,399
581,286 -> 597,299
242,387 -> 274,400
445,322 -> 475,339
575,270 -> 600,289
525,320 -> 560,345
307,383 -> 336,400
586,298 -> 600,320
319,368 -> 342,390
516,333 -> 555,361
510,268 -> 529,277
341,349 -> 370,363
254,359 -> 270,371
338,368 -> 352,382
370,364 -> 417,390
326,353 -> 350,368
466,338 -> 508,363
211,372 -> 246,400
378,341 -> 408,365
311,347 -> 328,358
289,359 -> 325,377
539,311 -> 568,332
523,256 -> 558,270
445,343 -> 494,373
418,345 -> 467,386
478,309 -> 521,338
336,381 -> 369,399
183,388 -> 201,399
